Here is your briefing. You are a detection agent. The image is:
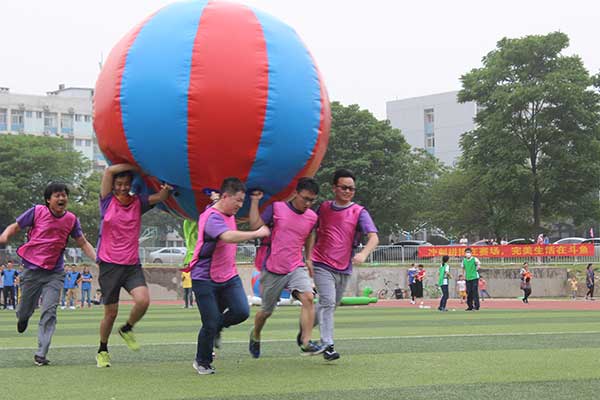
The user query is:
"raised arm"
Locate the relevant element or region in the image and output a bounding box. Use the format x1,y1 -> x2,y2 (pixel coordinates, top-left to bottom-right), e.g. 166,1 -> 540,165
248,190 -> 265,230
0,223 -> 21,245
148,182 -> 173,206
100,163 -> 138,198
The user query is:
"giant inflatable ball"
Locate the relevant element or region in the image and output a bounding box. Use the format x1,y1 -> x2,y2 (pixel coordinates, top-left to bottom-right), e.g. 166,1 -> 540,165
94,0 -> 330,219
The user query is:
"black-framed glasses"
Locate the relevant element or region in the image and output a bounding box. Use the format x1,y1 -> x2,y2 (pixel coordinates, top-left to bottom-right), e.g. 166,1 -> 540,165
336,185 -> 356,192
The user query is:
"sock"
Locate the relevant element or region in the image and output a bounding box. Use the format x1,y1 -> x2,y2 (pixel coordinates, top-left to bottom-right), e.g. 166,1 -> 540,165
98,342 -> 108,353
120,322 -> 133,333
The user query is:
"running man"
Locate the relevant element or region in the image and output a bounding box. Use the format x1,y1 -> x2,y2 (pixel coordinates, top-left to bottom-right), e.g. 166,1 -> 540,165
0,182 -> 97,366
188,177 -> 270,374
248,178 -> 324,358
312,169 -> 379,361
95,164 -> 173,368
462,247 -> 481,311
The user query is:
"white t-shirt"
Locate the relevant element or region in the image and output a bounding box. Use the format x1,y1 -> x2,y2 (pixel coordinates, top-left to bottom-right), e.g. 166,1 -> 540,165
457,279 -> 467,291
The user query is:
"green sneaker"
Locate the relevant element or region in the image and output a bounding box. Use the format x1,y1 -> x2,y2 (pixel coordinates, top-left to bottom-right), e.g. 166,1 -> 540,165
119,328 -> 140,351
96,351 -> 111,368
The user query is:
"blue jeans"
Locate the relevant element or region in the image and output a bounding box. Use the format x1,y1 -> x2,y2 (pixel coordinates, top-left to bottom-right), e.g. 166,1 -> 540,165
81,288 -> 91,307
439,285 -> 449,310
192,276 -> 249,366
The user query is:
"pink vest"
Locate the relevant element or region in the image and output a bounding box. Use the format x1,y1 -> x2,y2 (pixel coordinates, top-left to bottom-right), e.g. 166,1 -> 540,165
264,202 -> 317,275
190,207 -> 238,283
98,195 -> 142,265
312,201 -> 363,271
17,205 -> 77,270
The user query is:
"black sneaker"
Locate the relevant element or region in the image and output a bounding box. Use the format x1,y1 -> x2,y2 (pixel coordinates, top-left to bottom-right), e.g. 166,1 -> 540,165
17,319 -> 28,333
34,355 -> 50,366
323,345 -> 340,361
300,341 -> 325,356
249,328 -> 260,358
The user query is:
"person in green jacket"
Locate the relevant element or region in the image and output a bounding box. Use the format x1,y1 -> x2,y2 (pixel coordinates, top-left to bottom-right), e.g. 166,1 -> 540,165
438,255 -> 451,311
462,248 -> 481,311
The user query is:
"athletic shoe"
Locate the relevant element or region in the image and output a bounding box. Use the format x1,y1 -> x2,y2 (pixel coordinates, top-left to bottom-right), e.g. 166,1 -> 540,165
17,319 -> 28,333
214,330 -> 222,349
34,355 -> 50,366
69,306 -> 76,310
60,306 -> 66,310
300,341 -> 325,356
465,308 -> 474,311
249,328 -> 260,358
118,327 -> 140,351
323,345 -> 340,361
96,351 -> 111,368
410,300 -> 416,304
193,360 -> 215,375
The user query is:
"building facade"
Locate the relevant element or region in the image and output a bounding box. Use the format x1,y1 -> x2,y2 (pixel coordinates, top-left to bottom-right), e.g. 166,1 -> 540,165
386,90 -> 477,166
0,85 -> 106,170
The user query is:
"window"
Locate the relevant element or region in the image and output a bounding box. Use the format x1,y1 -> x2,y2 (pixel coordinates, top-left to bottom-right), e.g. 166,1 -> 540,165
11,110 -> 24,131
61,114 -> 74,134
423,108 -> 435,150
75,114 -> 81,122
0,108 -> 7,130
75,139 -> 83,146
84,115 -> 91,122
426,137 -> 435,148
44,112 -> 58,135
85,139 -> 91,147
26,111 -> 33,118
36,111 -> 43,119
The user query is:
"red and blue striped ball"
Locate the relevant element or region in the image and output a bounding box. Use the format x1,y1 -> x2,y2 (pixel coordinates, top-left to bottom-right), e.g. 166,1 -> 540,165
94,0 -> 330,219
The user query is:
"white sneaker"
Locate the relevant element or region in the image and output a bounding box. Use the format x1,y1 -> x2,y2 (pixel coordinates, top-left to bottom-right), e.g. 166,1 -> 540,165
69,306 -> 76,310
410,300 -> 415,304
192,360 -> 215,375
7,306 -> 14,310
60,306 -> 66,310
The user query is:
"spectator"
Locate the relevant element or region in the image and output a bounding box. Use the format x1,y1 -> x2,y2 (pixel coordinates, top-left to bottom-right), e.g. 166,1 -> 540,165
79,265 -> 93,308
181,270 -> 193,308
414,264 -> 426,300
438,255 -> 451,312
2,261 -> 19,310
586,264 -> 595,301
568,275 -> 578,300
462,248 -> 481,311
520,262 -> 532,282
0,263 -> 4,308
61,265 -> 80,310
522,277 -> 532,303
459,236 -> 468,246
479,276 -> 491,301
91,289 -> 103,306
456,274 -> 467,304
407,264 -> 418,304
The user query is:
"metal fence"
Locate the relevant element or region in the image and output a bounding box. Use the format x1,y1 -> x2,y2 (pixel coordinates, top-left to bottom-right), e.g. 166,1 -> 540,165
1,245 -> 598,267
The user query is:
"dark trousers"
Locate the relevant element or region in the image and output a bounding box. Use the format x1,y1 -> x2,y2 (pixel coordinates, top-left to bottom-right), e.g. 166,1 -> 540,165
183,287 -> 192,307
192,276 -> 249,366
523,288 -> 532,302
587,285 -> 594,298
3,286 -> 15,308
466,279 -> 480,310
439,285 -> 449,310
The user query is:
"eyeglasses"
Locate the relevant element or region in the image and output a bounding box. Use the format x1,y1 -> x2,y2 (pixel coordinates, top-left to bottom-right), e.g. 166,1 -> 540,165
299,195 -> 317,204
336,185 -> 356,192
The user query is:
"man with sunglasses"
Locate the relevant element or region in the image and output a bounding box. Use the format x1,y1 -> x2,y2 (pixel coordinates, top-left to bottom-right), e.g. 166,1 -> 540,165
312,169 -> 379,361
248,177 -> 324,358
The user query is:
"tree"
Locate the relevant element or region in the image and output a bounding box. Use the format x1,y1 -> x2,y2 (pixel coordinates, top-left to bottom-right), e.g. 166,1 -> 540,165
68,171 -> 102,245
0,135 -> 90,232
314,102 -> 443,238
459,32 -> 600,233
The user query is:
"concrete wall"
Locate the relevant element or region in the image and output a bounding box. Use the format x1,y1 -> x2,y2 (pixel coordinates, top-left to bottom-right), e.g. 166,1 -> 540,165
79,265 -> 573,301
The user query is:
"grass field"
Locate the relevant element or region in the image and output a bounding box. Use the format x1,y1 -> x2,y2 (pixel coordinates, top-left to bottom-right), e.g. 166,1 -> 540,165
2,304 -> 600,399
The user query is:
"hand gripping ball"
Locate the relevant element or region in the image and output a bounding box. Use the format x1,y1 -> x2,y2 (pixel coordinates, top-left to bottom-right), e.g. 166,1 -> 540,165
94,0 -> 330,219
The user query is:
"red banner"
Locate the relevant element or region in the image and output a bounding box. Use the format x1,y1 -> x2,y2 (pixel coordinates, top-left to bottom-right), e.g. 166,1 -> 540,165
417,244 -> 595,258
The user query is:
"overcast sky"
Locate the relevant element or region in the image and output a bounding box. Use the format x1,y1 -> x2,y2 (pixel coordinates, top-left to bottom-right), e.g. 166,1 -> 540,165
1,0 -> 599,118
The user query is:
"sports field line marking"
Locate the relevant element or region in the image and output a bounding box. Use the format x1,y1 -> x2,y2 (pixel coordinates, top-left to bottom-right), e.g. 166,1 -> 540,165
2,330 -> 599,351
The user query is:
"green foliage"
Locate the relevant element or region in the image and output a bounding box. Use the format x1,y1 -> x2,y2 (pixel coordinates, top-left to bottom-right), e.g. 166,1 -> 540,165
315,102 -> 443,237
0,135 -> 90,232
68,171 -> 102,245
458,32 -> 600,233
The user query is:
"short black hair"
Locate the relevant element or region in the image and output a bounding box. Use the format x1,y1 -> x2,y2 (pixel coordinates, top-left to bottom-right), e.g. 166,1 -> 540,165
114,170 -> 134,182
296,177 -> 319,195
220,177 -> 246,195
442,255 -> 449,263
465,247 -> 472,253
332,168 -> 355,185
44,182 -> 69,203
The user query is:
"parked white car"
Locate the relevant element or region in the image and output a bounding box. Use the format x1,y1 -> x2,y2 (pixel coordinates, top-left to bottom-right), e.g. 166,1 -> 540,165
149,247 -> 187,264
553,237 -> 585,245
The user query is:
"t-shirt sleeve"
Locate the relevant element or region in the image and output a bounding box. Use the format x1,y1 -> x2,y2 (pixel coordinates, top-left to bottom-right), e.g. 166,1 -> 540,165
139,194 -> 153,214
16,207 -> 36,229
204,213 -> 231,240
99,193 -> 113,218
260,204 -> 274,226
357,209 -> 378,234
70,217 -> 83,238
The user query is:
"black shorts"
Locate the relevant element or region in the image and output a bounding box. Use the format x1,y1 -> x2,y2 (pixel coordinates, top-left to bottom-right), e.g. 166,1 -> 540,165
98,262 -> 147,305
